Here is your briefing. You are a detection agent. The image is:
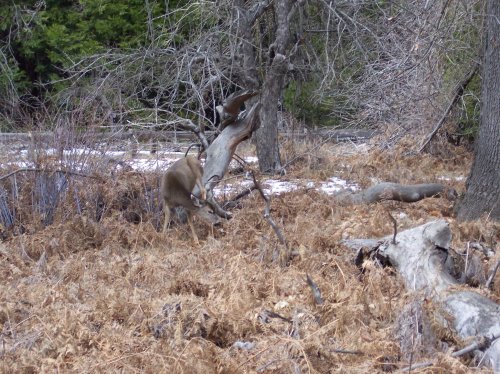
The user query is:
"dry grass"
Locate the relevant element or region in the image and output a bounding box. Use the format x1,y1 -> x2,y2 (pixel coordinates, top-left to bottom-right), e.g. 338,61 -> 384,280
0,139 -> 498,373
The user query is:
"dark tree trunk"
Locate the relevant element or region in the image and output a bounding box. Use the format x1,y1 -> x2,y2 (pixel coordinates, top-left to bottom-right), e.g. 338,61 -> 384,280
254,0 -> 294,173
232,0 -> 297,173
456,0 -> 500,221
232,0 -> 261,91
255,54 -> 287,172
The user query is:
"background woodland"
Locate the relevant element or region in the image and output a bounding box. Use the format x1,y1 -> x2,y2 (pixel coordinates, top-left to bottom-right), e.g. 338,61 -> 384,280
1,0 -> 499,372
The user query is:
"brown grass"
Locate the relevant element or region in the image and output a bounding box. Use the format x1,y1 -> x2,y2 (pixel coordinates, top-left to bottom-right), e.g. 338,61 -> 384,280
0,139 -> 498,373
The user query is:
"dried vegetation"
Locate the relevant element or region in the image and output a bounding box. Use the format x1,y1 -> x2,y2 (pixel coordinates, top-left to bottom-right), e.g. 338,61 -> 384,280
0,137 -> 498,373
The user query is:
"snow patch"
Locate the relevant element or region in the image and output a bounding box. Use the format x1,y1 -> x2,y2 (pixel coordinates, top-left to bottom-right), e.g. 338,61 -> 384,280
319,177 -> 359,194
437,175 -> 465,182
3,149 -> 359,197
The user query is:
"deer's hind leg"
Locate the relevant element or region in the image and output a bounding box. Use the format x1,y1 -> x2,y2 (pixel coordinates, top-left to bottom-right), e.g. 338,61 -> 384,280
163,202 -> 172,233
187,213 -> 199,245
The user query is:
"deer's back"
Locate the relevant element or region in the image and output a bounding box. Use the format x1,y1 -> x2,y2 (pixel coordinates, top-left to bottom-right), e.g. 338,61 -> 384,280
161,156 -> 202,210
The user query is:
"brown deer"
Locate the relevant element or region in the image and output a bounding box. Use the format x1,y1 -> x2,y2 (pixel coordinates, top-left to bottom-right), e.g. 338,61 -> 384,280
161,156 -> 219,244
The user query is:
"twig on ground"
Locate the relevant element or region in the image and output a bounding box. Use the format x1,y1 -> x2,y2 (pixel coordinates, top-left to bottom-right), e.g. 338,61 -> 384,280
485,259 -> 500,289
331,349 -> 363,355
235,346 -> 273,372
256,359 -> 283,372
399,335 -> 495,373
469,242 -> 495,258
250,170 -> 289,261
306,274 -> 324,305
258,309 -> 292,323
222,186 -> 257,209
385,208 -> 398,244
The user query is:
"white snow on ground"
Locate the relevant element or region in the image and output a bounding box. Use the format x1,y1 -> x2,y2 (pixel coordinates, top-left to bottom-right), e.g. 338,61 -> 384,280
319,177 -> 358,194
212,177 -> 359,197
243,156 -> 258,163
262,179 -> 300,195
125,159 -> 172,172
1,148 -> 359,197
214,180 -> 255,198
3,146 -> 462,198
9,149 -> 188,171
17,148 -> 188,160
437,176 -> 465,182
2,142 -> 464,200
127,155 -> 260,173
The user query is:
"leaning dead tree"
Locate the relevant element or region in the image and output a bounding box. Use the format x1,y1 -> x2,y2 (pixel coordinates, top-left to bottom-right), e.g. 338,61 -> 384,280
191,89 -> 290,254
192,90 -> 261,219
343,220 -> 500,371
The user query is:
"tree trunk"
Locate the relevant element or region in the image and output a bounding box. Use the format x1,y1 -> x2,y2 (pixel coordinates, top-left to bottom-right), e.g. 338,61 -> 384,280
232,0 -> 261,91
232,0 -> 296,173
254,0 -> 294,173
456,0 -> 500,221
255,54 -> 287,172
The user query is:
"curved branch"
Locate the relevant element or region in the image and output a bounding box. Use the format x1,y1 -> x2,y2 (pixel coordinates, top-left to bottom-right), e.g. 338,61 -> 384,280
419,63 -> 479,152
178,120 -> 210,151
216,89 -> 259,131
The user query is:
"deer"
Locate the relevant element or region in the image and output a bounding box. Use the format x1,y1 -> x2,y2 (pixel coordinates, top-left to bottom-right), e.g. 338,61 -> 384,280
161,155 -> 219,244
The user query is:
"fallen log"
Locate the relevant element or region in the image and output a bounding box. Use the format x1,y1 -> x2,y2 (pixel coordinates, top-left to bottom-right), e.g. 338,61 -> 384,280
343,220 -> 500,371
335,182 -> 457,204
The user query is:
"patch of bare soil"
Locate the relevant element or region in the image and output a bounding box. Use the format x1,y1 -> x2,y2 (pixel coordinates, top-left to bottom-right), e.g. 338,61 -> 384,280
0,140 -> 498,373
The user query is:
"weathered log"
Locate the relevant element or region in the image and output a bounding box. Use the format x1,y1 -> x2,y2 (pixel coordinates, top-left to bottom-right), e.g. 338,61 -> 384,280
335,182 -> 457,204
343,220 -> 500,371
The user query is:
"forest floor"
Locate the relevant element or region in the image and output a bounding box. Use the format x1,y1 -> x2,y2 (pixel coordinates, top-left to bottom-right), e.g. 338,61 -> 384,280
0,136 -> 498,373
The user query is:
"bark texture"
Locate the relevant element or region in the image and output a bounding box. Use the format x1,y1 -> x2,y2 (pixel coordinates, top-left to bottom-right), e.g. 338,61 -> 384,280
254,0 -> 295,173
232,0 -> 262,90
456,0 -> 500,221
255,53 -> 287,172
232,0 -> 297,173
